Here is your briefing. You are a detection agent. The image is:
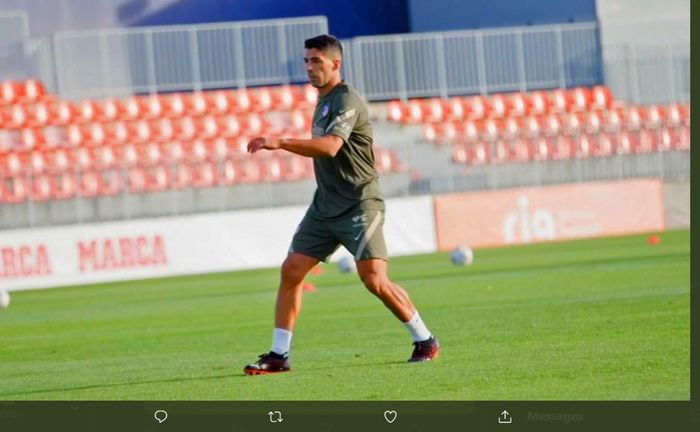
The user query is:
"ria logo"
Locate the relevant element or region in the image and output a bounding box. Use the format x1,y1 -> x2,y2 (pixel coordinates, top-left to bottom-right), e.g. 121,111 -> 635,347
502,196 -> 556,244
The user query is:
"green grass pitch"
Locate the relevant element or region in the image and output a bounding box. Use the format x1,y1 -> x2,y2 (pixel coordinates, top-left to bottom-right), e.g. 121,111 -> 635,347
0,229 -> 689,400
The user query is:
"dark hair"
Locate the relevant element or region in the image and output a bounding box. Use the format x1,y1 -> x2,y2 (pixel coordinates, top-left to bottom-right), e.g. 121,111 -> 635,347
304,34 -> 343,58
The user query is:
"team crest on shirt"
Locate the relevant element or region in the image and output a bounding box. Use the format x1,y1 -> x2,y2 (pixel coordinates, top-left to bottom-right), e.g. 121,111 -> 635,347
322,104 -> 329,117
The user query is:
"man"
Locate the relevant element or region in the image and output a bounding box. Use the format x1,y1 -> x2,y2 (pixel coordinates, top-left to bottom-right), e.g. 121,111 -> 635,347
244,34 -> 439,375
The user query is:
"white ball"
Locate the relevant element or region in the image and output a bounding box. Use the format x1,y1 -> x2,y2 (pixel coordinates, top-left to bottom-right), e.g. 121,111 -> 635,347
450,246 -> 474,266
0,290 -> 10,309
338,256 -> 357,273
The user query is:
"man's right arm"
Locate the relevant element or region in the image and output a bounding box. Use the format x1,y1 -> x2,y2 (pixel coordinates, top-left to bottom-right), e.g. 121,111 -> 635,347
247,135 -> 343,157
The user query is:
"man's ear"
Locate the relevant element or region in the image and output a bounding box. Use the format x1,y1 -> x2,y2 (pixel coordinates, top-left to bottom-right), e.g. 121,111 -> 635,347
333,58 -> 342,71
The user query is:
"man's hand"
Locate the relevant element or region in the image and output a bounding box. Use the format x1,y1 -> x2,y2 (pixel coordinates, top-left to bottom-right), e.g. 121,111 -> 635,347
247,137 -> 281,154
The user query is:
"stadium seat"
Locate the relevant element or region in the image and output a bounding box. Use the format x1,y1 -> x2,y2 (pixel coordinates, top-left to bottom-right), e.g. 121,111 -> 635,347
47,148 -> 71,173
100,98 -> 126,122
508,93 -> 529,117
52,172 -> 77,200
528,91 -> 550,116
238,158 -> 262,183
218,159 -> 238,185
510,138 -> 531,163
466,95 -> 490,119
591,86 -> 613,110
551,136 -> 574,160
1,152 -> 27,177
94,145 -> 118,169
592,132 -> 614,157
645,105 -> 667,129
549,89 -> 570,113
30,174 -> 52,201
1,176 -> 29,203
502,117 -> 522,139
626,106 -> 646,130
531,137 -> 552,161
489,93 -> 512,118
666,103 -> 689,127
569,87 -> 592,112
524,115 -> 544,138
1,81 -> 22,105
490,140 -> 510,164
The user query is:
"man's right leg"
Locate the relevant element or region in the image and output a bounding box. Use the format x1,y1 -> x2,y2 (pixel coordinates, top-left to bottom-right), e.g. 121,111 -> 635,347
275,253 -> 321,331
244,253 -> 319,375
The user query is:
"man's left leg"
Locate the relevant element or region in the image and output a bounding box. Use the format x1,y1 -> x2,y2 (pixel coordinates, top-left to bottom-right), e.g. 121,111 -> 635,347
356,259 -> 439,362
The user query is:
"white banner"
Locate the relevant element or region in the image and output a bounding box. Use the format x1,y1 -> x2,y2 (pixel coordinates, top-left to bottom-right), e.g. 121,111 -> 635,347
0,196 -> 436,291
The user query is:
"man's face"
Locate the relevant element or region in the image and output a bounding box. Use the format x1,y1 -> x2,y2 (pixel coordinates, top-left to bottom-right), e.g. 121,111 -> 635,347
304,47 -> 339,88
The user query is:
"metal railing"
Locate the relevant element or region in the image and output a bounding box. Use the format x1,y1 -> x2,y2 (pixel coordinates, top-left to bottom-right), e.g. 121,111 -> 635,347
53,16 -> 328,99
0,11 -> 30,81
603,43 -> 690,105
345,22 -> 602,101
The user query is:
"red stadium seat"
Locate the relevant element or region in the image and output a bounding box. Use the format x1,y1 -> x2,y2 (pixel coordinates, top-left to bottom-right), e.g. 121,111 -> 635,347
603,108 -> 625,132
489,94 -> 512,118
591,86 -> 613,110
77,100 -> 100,123
531,137 -> 552,161
626,106 -> 646,130
617,131 -> 634,155
238,158 -> 262,183
30,174 -> 52,201
592,132 -> 615,157
1,81 -> 22,105
219,159 -> 238,185
549,89 -> 569,113
569,87 -> 592,112
28,151 -> 47,174
584,111 -> 604,134
524,116 -> 544,138
47,148 -> 71,173
2,152 -> 27,177
509,93 -> 529,117
100,98 -> 126,122
94,145 -> 119,169
667,103 -> 689,127
23,79 -> 46,102
52,172 -> 77,200
502,117 -> 522,139
510,139 -> 531,163
551,136 -> 574,160
424,98 -> 447,122
1,176 -> 29,203
645,105 -> 667,129
528,91 -> 550,116
466,95 -> 490,119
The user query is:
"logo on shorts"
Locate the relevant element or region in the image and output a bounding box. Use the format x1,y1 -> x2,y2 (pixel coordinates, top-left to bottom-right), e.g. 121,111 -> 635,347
352,214 -> 367,227
322,104 -> 329,117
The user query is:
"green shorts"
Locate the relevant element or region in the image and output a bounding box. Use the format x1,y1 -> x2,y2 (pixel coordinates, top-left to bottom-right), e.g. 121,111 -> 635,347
290,208 -> 388,262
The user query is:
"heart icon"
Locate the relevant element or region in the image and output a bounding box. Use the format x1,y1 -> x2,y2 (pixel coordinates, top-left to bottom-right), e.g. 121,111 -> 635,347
384,410 -> 397,424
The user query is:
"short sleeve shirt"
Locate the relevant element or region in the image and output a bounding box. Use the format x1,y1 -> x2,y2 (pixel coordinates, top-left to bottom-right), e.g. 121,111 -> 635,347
309,81 -> 385,219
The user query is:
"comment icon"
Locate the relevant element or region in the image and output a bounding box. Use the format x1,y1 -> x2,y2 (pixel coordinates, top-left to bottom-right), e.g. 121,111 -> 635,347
154,409 -> 168,424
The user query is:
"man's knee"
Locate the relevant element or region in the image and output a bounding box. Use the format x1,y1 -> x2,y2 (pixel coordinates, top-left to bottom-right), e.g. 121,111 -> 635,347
281,253 -> 320,285
362,272 -> 388,297
281,256 -> 308,285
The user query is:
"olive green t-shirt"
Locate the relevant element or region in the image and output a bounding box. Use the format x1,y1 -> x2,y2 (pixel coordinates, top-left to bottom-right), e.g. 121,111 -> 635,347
309,81 -> 385,219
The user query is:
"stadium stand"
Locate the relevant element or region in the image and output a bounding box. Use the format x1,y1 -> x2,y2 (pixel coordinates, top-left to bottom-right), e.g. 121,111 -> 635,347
0,80 -> 404,203
385,86 -> 689,167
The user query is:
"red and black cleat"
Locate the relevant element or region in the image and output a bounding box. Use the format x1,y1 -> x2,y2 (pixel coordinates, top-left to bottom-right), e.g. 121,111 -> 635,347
408,336 -> 440,362
244,352 -> 291,375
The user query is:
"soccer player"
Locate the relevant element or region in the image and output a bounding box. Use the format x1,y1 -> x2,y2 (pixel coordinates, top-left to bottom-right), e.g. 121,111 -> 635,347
244,34 -> 439,375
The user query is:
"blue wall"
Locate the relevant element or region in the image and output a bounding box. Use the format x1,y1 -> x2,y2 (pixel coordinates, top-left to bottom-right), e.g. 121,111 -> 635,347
408,0 -> 598,32
132,0 -> 410,39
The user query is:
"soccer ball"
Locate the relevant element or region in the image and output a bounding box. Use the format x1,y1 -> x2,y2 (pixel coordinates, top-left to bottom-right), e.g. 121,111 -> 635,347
0,290 -> 10,309
338,256 -> 357,273
450,246 -> 474,266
